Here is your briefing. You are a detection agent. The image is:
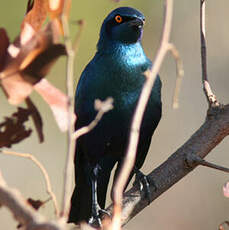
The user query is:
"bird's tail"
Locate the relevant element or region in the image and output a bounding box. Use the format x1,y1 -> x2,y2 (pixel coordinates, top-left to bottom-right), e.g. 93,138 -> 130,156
68,160 -> 92,224
68,154 -> 116,224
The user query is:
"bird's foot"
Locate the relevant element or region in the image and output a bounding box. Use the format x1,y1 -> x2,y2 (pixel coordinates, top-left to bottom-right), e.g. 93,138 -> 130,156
88,203 -> 102,228
133,169 -> 155,205
88,205 -> 111,228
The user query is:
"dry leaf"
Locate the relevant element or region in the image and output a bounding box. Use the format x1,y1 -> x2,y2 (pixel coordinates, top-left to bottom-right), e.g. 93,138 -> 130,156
0,0 -> 67,104
0,0 -> 73,132
25,98 -> 44,143
0,108 -> 32,148
0,22 -> 66,105
0,28 -> 9,71
34,79 -> 76,132
48,0 -> 72,35
21,0 -> 48,32
48,0 -> 71,19
27,197 -> 45,210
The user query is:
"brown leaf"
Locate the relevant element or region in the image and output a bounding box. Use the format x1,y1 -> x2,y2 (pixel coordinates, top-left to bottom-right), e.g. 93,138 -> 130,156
1,72 -> 35,105
0,28 -> 9,71
22,43 -> 66,79
34,79 -> 76,132
0,1 -> 71,132
26,0 -> 34,14
48,0 -> 71,19
27,198 -> 45,210
0,22 -> 66,105
48,0 -> 72,35
0,108 -> 32,148
25,98 -> 44,143
22,0 -> 48,32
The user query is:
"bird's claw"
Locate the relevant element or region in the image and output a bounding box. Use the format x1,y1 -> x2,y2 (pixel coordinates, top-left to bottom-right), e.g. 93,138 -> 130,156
89,208 -> 111,228
99,209 -> 111,219
133,169 -> 155,205
88,215 -> 102,228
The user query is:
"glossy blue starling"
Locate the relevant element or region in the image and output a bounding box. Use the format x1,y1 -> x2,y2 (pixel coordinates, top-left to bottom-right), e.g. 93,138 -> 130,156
69,7 -> 162,225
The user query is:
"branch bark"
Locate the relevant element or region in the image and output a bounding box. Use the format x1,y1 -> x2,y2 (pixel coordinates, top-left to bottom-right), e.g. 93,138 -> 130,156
106,104 -> 229,225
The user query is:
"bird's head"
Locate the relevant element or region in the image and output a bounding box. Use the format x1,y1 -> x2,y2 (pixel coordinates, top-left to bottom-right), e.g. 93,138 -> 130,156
97,7 -> 145,49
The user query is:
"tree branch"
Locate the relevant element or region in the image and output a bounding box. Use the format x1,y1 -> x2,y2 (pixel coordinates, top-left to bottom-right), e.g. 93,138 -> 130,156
106,104 -> 229,225
167,43 -> 184,109
61,0 -> 77,219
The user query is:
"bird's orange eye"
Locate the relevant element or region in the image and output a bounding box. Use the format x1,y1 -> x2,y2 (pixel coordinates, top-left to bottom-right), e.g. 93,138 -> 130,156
115,15 -> 123,23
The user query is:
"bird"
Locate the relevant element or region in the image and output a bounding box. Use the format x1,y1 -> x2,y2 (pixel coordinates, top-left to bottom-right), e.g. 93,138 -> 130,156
68,7 -> 162,226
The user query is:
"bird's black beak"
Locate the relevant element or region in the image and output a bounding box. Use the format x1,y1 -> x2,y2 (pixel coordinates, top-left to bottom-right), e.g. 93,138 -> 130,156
128,18 -> 145,29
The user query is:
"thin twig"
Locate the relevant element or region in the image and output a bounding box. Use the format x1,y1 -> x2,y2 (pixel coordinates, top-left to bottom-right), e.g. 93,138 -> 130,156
186,153 -> 229,173
200,160 -> 229,173
167,43 -> 184,109
111,0 -> 174,229
73,19 -> 86,53
61,0 -> 76,219
200,0 -> 219,106
73,98 -> 113,140
1,150 -> 59,216
0,171 -> 65,230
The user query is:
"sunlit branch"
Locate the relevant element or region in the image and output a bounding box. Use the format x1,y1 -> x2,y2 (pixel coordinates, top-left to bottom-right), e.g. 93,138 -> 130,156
1,150 -> 59,216
110,0 -> 175,229
61,0 -> 77,219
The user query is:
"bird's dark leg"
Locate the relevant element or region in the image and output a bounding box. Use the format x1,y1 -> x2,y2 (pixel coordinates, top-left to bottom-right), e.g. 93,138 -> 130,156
133,167 -> 156,205
88,164 -> 110,227
88,165 -> 102,227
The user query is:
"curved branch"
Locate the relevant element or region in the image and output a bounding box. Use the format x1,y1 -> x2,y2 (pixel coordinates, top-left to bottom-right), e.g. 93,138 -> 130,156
1,150 -> 59,216
0,171 -> 64,230
106,104 -> 229,225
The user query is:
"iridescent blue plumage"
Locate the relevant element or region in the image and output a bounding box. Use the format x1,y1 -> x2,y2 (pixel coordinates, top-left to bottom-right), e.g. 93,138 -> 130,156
69,7 -> 162,225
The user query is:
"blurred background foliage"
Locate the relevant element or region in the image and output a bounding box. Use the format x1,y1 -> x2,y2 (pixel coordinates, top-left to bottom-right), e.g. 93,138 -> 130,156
0,0 -> 229,229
